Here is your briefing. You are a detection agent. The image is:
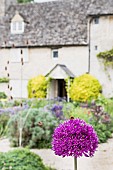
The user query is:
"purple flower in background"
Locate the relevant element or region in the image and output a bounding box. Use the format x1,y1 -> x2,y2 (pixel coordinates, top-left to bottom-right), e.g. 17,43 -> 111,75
51,104 -> 63,119
52,118 -> 98,158
0,104 -> 29,115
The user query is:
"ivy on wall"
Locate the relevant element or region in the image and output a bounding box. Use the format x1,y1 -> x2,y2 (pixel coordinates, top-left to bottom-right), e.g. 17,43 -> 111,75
0,92 -> 7,99
17,0 -> 32,3
97,48 -> 113,67
0,77 -> 9,83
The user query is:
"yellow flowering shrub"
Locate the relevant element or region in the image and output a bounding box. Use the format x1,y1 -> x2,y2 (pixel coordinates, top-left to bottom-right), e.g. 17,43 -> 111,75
70,74 -> 102,102
27,75 -> 48,98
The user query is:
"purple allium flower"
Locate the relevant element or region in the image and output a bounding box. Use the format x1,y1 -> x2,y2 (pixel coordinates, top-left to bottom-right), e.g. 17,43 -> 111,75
52,118 -> 98,158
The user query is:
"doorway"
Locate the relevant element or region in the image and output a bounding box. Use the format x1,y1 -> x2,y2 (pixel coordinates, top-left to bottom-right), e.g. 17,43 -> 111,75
58,79 -> 67,98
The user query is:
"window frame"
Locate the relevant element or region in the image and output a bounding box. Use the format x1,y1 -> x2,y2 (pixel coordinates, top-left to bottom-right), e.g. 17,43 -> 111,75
52,49 -> 59,59
94,17 -> 99,24
11,21 -> 24,34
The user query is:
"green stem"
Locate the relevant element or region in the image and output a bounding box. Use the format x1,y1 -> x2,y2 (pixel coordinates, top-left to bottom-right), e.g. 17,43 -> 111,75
74,157 -> 77,170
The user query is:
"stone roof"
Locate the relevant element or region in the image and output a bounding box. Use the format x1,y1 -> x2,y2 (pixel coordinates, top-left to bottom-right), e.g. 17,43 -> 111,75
1,0 -> 113,47
88,0 -> 113,15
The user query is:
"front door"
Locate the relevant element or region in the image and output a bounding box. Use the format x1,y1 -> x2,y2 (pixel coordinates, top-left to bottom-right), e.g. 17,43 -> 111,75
58,79 -> 67,98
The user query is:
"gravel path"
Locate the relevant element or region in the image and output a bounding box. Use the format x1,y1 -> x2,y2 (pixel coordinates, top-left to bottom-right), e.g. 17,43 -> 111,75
0,138 -> 113,170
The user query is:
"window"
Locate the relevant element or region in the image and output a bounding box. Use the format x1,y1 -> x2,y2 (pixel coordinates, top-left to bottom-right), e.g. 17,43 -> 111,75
12,22 -> 16,31
11,12 -> 25,34
95,45 -> 98,50
10,48 -> 29,63
52,49 -> 58,59
18,22 -> 23,30
11,21 -> 24,34
94,17 -> 99,24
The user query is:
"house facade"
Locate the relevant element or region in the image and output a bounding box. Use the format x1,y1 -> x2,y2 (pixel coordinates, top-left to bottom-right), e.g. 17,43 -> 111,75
0,0 -> 113,99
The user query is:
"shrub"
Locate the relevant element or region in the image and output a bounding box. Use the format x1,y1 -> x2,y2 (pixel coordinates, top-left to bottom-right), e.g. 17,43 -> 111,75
63,101 -> 113,143
89,104 -> 113,143
0,148 -> 53,170
70,74 -> 102,102
8,108 -> 60,148
90,121 -> 113,143
67,107 -> 91,123
62,102 -> 76,119
0,77 -> 9,83
0,113 -> 9,137
104,99 -> 113,117
95,94 -> 108,106
0,92 -> 7,99
31,99 -> 49,109
27,75 -> 48,98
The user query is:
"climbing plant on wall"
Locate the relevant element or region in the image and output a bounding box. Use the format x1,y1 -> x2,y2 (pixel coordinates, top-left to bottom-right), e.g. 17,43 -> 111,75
18,0 -> 32,3
97,48 -> 113,67
0,77 -> 9,83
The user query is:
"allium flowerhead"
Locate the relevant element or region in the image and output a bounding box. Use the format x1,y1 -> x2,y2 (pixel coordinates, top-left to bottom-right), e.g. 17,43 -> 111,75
52,118 -> 98,158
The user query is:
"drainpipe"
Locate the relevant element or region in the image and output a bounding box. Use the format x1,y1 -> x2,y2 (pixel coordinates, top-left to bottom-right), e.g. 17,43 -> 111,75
88,17 -> 93,73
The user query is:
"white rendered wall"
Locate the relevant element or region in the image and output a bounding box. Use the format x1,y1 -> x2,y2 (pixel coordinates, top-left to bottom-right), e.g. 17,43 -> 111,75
0,46 -> 88,98
90,15 -> 113,97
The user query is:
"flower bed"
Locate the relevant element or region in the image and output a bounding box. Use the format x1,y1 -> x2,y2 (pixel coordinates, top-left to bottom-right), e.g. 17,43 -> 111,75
0,98 -> 113,147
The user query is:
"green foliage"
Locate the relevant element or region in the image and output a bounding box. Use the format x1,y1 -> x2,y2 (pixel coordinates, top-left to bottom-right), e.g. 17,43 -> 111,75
90,120 -> 113,143
97,48 -> 113,67
68,107 -> 90,123
69,74 -> 102,102
0,99 -> 22,108
62,102 -> 90,123
95,94 -> 108,106
0,148 -> 54,170
89,103 -> 113,143
0,113 -> 9,137
27,75 -> 48,98
62,102 -> 75,118
18,0 -> 32,3
0,92 -> 7,99
31,99 -> 49,109
63,100 -> 113,143
8,108 -> 59,148
0,77 -> 9,83
65,77 -> 73,97
1,97 -> 113,146
104,99 -> 113,117
95,95 -> 113,117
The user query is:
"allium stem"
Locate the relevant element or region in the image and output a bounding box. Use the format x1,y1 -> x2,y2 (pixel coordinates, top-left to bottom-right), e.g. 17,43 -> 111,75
74,157 -> 77,170
19,127 -> 22,147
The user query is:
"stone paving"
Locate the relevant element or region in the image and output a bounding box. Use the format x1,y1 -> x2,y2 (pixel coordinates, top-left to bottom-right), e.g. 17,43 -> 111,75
0,138 -> 113,170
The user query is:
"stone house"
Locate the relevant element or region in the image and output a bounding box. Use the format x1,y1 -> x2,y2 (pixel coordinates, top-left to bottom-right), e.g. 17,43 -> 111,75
0,0 -> 113,99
